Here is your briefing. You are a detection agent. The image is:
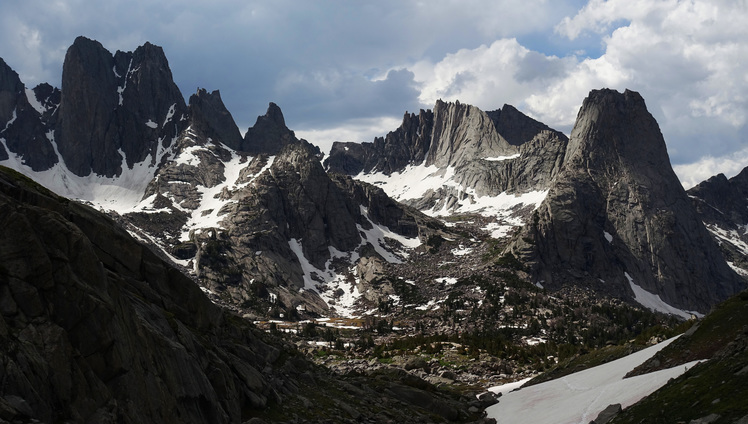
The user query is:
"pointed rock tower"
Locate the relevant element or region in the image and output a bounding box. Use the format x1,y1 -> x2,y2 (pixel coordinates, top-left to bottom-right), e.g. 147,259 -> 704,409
514,89 -> 744,314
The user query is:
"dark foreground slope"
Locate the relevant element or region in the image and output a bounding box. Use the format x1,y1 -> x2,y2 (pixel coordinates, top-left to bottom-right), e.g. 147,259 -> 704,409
0,166 -> 489,424
0,166 -> 287,423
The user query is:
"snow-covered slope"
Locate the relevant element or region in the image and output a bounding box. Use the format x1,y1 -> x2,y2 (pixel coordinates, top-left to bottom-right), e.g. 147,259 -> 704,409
486,336 -> 699,424
355,162 -> 548,238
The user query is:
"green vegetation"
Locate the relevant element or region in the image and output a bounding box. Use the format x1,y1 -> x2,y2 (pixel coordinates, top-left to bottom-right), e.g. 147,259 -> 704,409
426,234 -> 445,253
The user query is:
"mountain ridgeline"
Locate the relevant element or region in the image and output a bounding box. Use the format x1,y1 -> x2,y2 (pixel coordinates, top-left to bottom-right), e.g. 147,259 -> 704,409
1,36 -> 745,324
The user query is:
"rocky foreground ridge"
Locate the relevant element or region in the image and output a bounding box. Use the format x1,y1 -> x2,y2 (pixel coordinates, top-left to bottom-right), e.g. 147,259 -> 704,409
1,36 -> 745,321
0,165 -> 498,423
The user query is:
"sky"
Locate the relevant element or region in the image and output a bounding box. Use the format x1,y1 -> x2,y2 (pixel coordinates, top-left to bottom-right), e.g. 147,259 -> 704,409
1,0 -> 746,188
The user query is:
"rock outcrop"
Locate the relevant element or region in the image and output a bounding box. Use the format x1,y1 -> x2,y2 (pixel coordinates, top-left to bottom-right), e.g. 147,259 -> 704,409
0,165 -> 491,424
325,100 -> 568,217
185,141 -> 439,316
512,89 -> 744,313
241,102 -> 307,155
187,88 -> 244,151
56,36 -> 188,177
0,58 -> 58,171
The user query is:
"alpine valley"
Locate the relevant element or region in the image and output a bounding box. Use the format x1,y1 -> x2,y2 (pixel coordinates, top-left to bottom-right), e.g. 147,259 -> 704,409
1,36 -> 747,423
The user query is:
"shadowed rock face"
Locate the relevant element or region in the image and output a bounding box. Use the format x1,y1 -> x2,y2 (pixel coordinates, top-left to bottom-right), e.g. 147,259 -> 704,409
0,166 -> 295,423
515,89 -> 744,313
0,165 -> 482,424
188,88 -> 243,150
688,168 -> 748,227
241,102 -> 307,155
0,58 -> 58,171
57,36 -> 188,177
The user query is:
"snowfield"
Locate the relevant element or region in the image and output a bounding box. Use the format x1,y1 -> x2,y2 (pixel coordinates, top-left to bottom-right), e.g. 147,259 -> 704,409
486,336 -> 699,424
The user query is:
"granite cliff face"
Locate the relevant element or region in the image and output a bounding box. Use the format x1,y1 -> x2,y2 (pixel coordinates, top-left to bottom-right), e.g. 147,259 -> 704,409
326,99 -> 568,218
511,89 -> 743,313
0,166 -> 491,424
57,36 -> 188,177
325,100 -> 541,176
0,58 -> 58,171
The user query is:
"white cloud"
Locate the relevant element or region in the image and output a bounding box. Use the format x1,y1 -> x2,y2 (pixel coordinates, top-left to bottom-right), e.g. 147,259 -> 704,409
674,147 -> 748,190
409,0 -> 748,181
295,116 -> 403,156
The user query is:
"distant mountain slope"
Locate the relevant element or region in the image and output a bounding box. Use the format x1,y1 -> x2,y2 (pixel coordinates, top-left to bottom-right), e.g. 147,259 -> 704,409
688,167 -> 748,277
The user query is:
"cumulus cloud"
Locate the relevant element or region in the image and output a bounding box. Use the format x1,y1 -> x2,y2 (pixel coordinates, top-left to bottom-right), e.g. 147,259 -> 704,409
674,147 -> 748,189
411,0 -> 748,177
295,116 -> 403,156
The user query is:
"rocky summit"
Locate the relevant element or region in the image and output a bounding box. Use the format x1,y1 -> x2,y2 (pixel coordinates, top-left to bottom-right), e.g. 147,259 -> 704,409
509,89 -> 744,314
1,36 -> 748,423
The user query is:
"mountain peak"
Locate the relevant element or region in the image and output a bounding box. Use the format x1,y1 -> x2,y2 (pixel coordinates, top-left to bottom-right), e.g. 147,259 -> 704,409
516,88 -> 743,313
188,88 -> 243,149
242,102 -> 299,155
58,36 -> 187,177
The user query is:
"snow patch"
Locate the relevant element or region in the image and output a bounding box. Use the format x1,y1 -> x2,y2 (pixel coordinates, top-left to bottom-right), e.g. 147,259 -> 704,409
163,103 -> 176,127
487,336 -> 699,424
287,240 -> 362,317
178,148 -> 249,241
0,133 -> 172,214
451,245 -> 473,256
625,272 -> 702,319
355,164 -> 454,201
145,119 -> 158,129
357,206 -> 421,264
2,108 -> 17,132
604,231 -> 613,243
435,277 -> 457,286
483,153 -> 520,161
25,88 -> 45,114
707,224 -> 748,256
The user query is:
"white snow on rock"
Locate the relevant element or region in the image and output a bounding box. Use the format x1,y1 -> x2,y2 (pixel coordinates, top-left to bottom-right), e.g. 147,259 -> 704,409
435,277 -> 458,286
178,148 -> 250,241
354,163 -> 547,238
625,272 -> 703,320
483,153 -> 520,161
145,119 -> 158,129
287,239 -> 362,317
451,245 -> 473,256
604,231 -> 613,243
0,131 -> 173,214
706,224 -> 748,256
355,164 -> 453,201
25,88 -> 45,114
357,206 -> 421,264
486,336 -> 700,424
2,108 -> 17,132
163,103 -> 177,127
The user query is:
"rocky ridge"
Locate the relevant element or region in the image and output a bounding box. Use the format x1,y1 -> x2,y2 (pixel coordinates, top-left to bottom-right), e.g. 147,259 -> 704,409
687,167 -> 748,277
1,37 -> 746,321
